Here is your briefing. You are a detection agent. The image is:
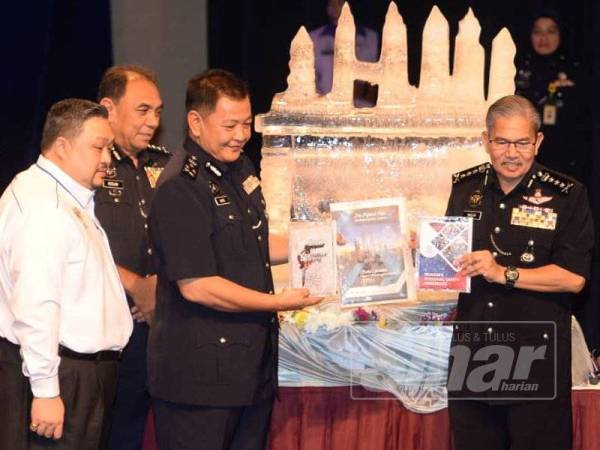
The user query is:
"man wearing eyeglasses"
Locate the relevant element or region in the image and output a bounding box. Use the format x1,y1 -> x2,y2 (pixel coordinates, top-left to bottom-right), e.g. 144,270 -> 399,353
445,95 -> 593,450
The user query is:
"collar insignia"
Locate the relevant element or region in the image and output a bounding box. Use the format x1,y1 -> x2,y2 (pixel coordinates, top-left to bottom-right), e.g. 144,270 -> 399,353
205,162 -> 223,178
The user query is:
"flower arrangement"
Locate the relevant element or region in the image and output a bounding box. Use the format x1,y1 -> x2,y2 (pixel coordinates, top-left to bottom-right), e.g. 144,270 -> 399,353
281,303 -> 456,333
282,304 -> 384,333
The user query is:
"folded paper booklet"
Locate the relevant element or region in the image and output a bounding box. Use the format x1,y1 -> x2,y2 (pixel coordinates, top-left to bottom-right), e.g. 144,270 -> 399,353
288,221 -> 337,296
417,216 -> 473,292
330,198 -> 416,307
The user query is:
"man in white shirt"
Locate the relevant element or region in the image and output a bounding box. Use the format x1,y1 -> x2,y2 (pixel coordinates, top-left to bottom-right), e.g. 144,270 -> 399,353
0,98 -> 133,450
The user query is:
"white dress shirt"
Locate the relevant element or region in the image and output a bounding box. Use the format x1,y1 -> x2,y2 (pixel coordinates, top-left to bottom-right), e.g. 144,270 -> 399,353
0,155 -> 133,398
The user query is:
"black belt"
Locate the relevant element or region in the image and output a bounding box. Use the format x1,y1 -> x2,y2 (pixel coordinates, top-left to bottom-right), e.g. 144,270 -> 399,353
0,335 -> 19,349
58,345 -> 122,362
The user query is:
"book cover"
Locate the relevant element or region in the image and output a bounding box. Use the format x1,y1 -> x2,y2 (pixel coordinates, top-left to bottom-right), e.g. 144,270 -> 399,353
330,198 -> 416,307
417,216 -> 473,292
289,220 -> 337,296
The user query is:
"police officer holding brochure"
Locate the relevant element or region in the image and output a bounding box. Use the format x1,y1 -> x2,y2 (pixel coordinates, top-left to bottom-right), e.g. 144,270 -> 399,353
445,94 -> 593,450
147,69 -> 322,450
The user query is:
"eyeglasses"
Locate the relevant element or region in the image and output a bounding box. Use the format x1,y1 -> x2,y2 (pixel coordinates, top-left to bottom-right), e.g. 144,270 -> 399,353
488,138 -> 537,154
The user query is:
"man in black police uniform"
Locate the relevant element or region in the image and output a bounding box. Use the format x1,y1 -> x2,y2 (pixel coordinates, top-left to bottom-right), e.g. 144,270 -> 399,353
446,95 -> 593,450
147,69 -> 321,450
95,65 -> 169,450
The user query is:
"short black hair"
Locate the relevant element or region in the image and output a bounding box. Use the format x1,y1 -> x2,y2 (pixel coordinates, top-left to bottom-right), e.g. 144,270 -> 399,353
185,69 -> 249,114
41,99 -> 108,152
97,65 -> 157,102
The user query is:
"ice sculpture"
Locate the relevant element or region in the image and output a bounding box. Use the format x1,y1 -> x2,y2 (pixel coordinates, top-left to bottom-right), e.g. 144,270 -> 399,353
256,3 -> 516,298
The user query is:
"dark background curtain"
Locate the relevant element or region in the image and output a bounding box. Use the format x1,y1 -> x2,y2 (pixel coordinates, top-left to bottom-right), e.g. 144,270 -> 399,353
209,0 -> 588,163
0,0 -> 113,190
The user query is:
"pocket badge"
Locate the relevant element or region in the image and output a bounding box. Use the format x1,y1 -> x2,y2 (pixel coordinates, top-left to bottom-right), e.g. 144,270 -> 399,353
242,175 -> 260,195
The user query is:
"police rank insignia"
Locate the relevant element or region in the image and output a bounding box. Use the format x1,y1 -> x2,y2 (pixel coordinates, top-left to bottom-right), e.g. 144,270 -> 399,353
469,190 -> 483,208
181,154 -> 200,179
242,175 -> 260,195
511,205 -> 557,230
523,189 -> 552,205
144,166 -> 163,189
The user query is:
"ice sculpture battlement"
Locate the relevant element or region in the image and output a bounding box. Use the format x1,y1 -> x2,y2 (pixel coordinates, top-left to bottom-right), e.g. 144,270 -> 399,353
257,3 -> 517,304
255,3 -> 516,137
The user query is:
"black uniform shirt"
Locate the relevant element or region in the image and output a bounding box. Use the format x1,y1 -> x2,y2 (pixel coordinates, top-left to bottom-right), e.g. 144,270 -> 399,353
147,137 -> 277,407
446,161 -> 593,400
95,145 -> 171,277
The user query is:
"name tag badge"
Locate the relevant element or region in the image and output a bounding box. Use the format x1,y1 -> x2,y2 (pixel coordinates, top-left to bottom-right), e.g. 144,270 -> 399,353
242,175 -> 260,195
464,210 -> 482,220
511,205 -> 557,230
103,179 -> 124,189
214,195 -> 230,206
543,104 -> 557,125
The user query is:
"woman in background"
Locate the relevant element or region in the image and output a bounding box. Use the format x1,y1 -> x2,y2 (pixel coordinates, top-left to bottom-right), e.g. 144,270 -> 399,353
515,11 -> 589,185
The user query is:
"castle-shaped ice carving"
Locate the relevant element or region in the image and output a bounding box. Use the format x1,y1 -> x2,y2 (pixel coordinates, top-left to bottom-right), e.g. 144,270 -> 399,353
256,3 -> 516,299
261,3 -> 515,132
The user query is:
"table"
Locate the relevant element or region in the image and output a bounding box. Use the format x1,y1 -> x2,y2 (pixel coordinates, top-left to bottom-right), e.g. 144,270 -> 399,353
143,387 -> 600,450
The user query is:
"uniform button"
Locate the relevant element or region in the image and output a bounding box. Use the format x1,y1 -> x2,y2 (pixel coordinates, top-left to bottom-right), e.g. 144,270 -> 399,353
492,251 -> 498,258
499,203 -> 506,209
147,248 -> 153,255
144,223 -> 148,229
487,327 -> 493,333
136,175 -> 140,181
228,214 -> 234,220
114,198 -> 120,203
487,302 -> 494,308
269,290 -> 274,294
219,337 -> 227,344
494,227 -> 501,234
247,208 -> 252,214
265,262 -> 270,268
528,240 -> 534,246
140,199 -> 146,205
543,333 -> 549,340
257,235 -> 262,241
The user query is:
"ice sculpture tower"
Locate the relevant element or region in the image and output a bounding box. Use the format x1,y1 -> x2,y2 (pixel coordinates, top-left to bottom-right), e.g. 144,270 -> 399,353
257,3 -> 516,255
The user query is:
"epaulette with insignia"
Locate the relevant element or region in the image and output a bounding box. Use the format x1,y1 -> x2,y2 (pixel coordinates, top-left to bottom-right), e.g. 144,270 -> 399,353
534,169 -> 575,194
147,143 -> 171,155
452,163 -> 491,184
181,154 -> 200,180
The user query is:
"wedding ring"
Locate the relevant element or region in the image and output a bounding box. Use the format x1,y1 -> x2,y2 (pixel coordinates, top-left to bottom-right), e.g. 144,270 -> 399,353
30,423 -> 38,431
